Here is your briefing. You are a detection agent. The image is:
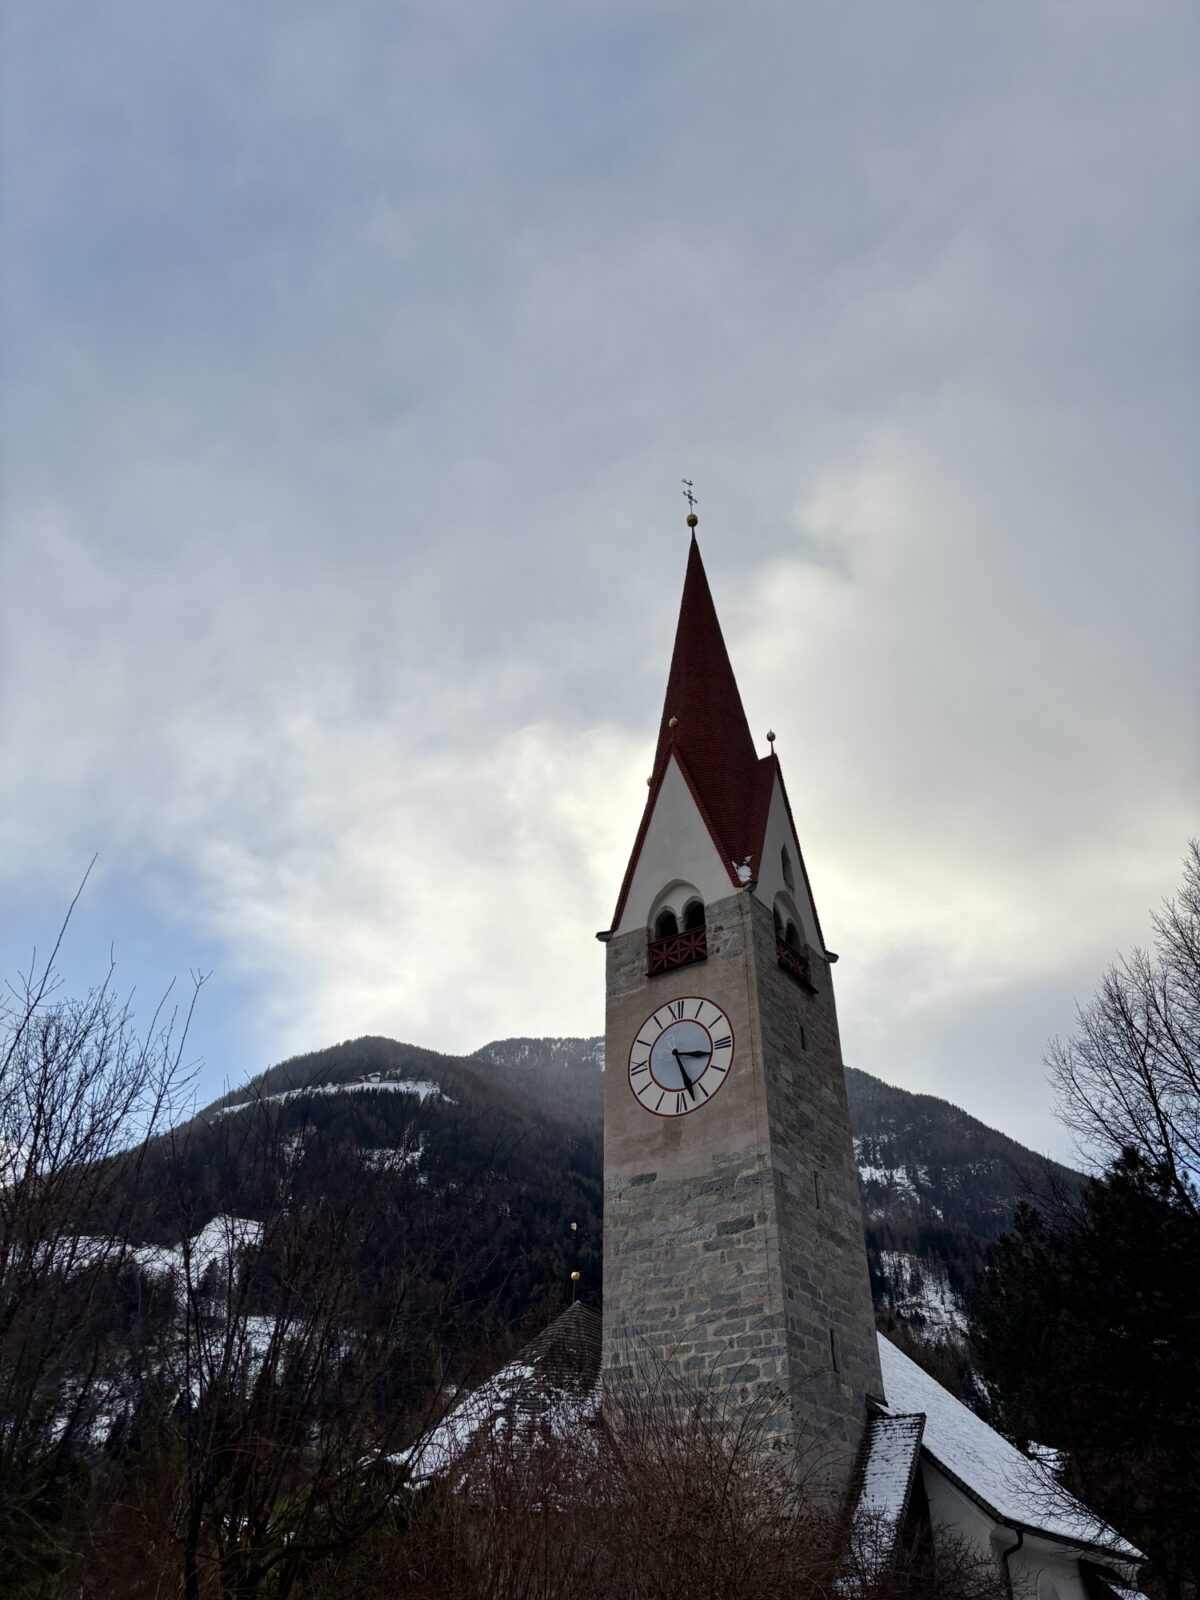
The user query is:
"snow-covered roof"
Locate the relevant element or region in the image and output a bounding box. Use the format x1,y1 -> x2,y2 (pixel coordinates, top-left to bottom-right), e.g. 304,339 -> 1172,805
877,1336 -> 1141,1560
845,1412 -> 925,1583
402,1303 -> 602,1482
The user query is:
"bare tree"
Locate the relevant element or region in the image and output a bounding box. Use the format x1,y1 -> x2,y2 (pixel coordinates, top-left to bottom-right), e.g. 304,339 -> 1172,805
1050,840 -> 1200,1214
0,868 -> 201,1582
324,1359 -> 1005,1600
45,1072 -> 510,1600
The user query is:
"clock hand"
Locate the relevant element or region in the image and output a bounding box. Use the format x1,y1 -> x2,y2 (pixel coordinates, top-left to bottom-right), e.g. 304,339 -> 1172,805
675,1050 -> 710,1057
671,1049 -> 697,1099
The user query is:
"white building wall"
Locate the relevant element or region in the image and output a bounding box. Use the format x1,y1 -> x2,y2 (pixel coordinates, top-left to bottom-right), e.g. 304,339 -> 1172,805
1009,1545 -> 1091,1600
750,773 -> 821,947
921,1462 -> 1092,1600
614,755 -> 736,935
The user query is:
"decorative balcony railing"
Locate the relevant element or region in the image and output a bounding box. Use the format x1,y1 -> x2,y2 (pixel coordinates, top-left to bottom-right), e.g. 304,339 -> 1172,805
776,939 -> 816,991
647,926 -> 708,976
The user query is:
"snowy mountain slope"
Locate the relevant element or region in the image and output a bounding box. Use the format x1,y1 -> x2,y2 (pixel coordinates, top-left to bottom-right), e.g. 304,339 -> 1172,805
845,1067 -> 1078,1240
471,1037 -> 604,1127
469,1036 -> 1079,1367
107,1033 -> 1077,1394
471,1037 -> 1073,1232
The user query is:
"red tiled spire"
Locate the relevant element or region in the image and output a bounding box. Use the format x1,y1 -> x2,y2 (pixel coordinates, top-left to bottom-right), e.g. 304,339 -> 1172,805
654,533 -> 763,863
608,533 -> 777,930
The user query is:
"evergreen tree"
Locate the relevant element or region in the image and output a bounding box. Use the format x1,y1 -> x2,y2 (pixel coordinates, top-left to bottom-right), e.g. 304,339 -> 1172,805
973,1152 -> 1200,1598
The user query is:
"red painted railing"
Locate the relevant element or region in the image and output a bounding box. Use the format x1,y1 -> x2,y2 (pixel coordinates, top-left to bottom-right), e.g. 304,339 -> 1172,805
647,926 -> 708,975
776,939 -> 815,991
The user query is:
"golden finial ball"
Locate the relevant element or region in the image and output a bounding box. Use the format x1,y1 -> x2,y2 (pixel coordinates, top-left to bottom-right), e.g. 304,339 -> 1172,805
686,512 -> 698,528
570,1270 -> 581,1282
767,729 -> 776,745
569,1222 -> 577,1232
668,715 -> 678,728
646,776 -> 652,786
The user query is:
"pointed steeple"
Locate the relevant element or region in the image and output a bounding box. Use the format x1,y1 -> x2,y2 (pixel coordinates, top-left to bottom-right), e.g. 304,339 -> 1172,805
653,533 -> 762,849
607,530 -> 778,931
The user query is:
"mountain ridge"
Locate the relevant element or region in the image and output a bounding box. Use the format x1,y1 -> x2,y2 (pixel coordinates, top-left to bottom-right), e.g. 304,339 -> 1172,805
174,1031 -> 1079,1391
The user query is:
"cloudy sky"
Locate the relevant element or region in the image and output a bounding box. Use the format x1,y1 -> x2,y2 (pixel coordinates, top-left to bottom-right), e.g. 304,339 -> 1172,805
2,1 -> 1196,1160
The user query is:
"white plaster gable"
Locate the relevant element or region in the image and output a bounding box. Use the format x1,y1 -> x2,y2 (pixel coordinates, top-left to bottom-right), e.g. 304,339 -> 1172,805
614,753 -> 735,935
751,770 -> 821,949
919,1461 -> 1095,1600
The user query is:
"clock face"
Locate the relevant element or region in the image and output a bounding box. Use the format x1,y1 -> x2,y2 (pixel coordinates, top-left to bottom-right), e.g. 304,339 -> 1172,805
626,996 -> 735,1117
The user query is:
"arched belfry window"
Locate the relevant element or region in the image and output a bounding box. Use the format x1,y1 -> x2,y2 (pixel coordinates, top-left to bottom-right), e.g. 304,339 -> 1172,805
781,845 -> 795,890
774,892 -> 815,993
647,883 -> 708,976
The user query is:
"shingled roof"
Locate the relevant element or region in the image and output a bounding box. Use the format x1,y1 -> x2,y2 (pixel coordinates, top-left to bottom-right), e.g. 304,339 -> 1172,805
844,1411 -> 926,1584
608,533 -> 780,930
403,1303 -> 602,1482
876,1336 -> 1142,1561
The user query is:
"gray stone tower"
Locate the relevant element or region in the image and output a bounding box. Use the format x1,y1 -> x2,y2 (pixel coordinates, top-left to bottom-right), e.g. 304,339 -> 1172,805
599,526 -> 882,1499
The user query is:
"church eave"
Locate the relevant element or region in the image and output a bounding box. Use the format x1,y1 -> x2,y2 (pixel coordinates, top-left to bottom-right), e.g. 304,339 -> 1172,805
916,1447 -> 1142,1564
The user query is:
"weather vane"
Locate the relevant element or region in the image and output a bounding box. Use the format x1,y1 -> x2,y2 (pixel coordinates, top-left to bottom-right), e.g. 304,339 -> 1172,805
681,478 -> 699,527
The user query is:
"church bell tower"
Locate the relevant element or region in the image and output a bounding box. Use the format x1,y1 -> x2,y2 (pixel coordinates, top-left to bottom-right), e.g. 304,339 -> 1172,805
599,516 -> 882,1498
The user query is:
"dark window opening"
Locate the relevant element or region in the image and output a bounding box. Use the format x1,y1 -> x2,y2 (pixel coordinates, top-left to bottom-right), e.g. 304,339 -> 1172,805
829,1328 -> 839,1372
781,845 -> 795,890
813,1171 -> 821,1209
647,902 -> 708,976
777,917 -> 816,991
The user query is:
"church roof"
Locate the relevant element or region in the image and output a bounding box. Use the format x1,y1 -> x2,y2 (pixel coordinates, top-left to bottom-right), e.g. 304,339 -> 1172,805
401,1303 -> 602,1482
877,1335 -> 1141,1561
395,1312 -> 1140,1575
608,533 -> 787,931
845,1411 -> 926,1584
652,533 -> 763,847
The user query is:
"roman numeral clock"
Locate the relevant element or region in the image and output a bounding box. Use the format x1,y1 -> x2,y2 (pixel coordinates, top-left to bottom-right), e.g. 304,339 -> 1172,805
626,997 -> 734,1118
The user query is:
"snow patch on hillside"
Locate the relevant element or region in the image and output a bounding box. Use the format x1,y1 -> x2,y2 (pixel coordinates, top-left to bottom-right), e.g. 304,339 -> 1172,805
212,1079 -> 448,1118
855,1140 -> 944,1220
131,1214 -> 263,1282
362,1137 -> 425,1174
878,1249 -> 968,1336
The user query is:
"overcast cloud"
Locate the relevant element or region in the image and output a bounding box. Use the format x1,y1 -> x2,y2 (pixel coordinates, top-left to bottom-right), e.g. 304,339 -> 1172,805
1,0 -> 1196,1159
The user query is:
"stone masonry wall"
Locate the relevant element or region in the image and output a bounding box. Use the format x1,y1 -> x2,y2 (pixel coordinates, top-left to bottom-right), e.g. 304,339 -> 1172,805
602,894 -> 791,1433
601,888 -> 880,1500
748,894 -> 884,1481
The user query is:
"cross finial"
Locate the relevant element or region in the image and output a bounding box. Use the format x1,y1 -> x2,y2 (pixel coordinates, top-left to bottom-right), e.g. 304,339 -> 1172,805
681,478 -> 699,528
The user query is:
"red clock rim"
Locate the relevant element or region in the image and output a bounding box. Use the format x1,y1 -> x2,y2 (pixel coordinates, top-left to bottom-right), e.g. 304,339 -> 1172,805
625,996 -> 735,1118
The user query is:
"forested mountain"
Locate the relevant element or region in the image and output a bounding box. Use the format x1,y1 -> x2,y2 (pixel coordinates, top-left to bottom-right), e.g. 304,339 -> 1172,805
126,1035 -> 605,1385
469,1036 -> 604,1129
466,1037 -> 1079,1374
198,1033 -> 1077,1369
211,1033 -> 1076,1348
7,1024 -> 1086,1593
75,1031 -> 1076,1397
847,1066 -> 1079,1240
